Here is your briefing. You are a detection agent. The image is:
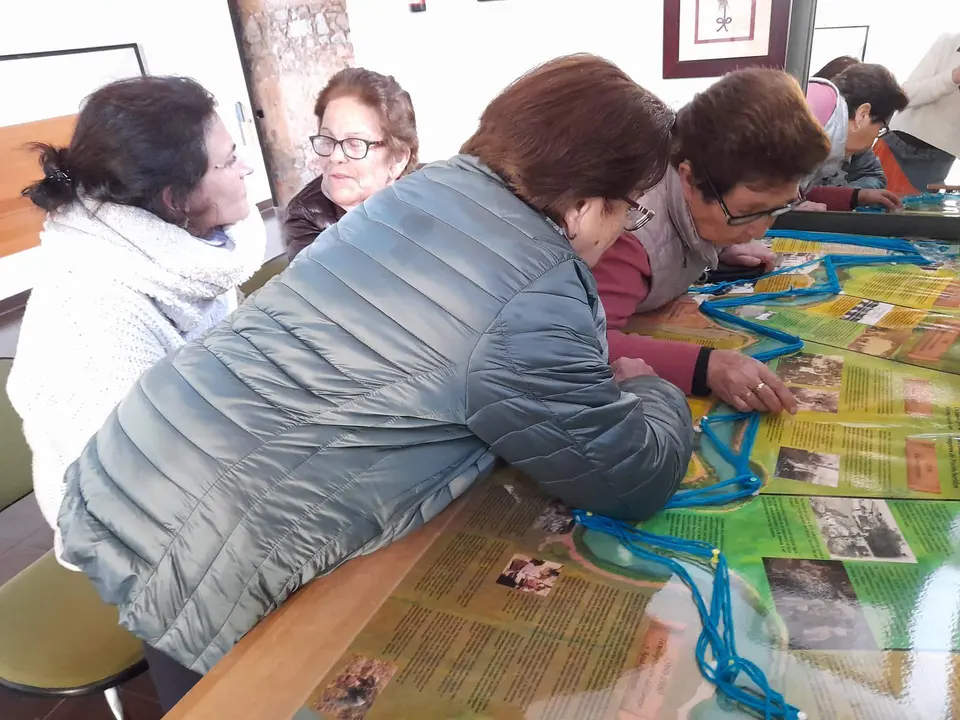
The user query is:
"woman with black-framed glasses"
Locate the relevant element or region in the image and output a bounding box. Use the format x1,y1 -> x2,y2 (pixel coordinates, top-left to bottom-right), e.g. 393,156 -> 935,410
282,68 -> 420,260
592,68 -> 834,416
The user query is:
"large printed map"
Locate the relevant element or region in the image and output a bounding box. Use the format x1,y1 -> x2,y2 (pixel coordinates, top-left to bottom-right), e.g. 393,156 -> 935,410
297,234 -> 960,720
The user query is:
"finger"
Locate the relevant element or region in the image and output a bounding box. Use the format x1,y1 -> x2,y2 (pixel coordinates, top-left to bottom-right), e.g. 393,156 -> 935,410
726,391 -> 752,412
759,366 -> 798,414
885,192 -> 903,209
742,388 -> 766,412
876,194 -> 897,211
754,382 -> 784,414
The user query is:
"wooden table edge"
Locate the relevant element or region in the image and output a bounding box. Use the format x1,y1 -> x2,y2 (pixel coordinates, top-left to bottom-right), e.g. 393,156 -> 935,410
165,497 -> 466,719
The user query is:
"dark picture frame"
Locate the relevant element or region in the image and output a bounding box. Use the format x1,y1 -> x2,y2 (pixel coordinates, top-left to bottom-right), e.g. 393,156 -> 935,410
0,43 -> 145,75
663,0 -> 792,79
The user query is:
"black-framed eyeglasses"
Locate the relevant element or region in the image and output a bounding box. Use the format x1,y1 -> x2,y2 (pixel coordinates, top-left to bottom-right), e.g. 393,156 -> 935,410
310,134 -> 384,160
702,172 -> 804,227
621,197 -> 655,232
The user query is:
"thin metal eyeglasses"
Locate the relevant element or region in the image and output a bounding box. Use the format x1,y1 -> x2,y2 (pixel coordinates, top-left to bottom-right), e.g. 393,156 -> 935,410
621,197 -> 655,232
310,134 -> 384,160
701,172 -> 804,227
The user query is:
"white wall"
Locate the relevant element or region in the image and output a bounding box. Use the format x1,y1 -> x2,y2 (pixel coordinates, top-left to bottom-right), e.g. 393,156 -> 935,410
0,0 -> 271,205
814,0 -> 960,81
0,0 -> 273,300
813,0 -> 960,183
346,0 -> 716,163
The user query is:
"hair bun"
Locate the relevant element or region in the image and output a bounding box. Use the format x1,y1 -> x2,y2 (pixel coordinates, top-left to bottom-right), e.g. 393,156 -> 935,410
21,143 -> 77,212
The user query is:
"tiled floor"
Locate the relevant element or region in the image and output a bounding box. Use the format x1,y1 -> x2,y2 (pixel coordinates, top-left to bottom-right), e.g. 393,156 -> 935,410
0,497 -> 164,719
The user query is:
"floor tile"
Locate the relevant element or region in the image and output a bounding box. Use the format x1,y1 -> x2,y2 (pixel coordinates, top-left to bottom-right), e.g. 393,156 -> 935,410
45,689 -> 161,720
119,672 -> 160,703
0,544 -> 48,585
0,496 -> 46,549
0,683 -> 61,720
19,523 -> 54,552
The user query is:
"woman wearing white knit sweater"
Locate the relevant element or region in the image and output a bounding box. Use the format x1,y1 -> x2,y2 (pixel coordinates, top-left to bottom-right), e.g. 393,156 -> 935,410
7,76 -> 265,554
884,32 -> 960,190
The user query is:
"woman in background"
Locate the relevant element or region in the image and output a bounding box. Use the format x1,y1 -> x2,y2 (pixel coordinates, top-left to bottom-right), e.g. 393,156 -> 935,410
592,68 -> 829,415
812,56 -> 887,190
282,68 -> 419,259
804,63 -> 908,210
7,76 -> 264,550
57,55 -> 693,711
880,32 -> 960,193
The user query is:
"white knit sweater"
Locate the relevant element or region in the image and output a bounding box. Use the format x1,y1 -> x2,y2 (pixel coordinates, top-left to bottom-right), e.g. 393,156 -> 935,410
7,198 -> 265,562
890,32 -> 960,158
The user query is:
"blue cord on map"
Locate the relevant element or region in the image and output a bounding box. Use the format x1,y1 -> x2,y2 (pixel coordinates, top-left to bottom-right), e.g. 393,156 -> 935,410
574,509 -> 805,720
574,230 -> 934,719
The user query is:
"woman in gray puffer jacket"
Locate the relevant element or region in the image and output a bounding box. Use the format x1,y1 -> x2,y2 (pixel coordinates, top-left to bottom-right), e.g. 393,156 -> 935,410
57,54 -> 694,710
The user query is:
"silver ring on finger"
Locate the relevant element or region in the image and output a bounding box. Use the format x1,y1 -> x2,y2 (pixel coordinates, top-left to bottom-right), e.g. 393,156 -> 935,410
753,382 -> 766,394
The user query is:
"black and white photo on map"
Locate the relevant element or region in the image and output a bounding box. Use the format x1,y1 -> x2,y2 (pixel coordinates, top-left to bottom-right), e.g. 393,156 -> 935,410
791,387 -> 840,414
840,300 -> 895,326
496,554 -> 563,597
809,497 -> 916,563
531,498 -> 575,535
777,253 -> 819,275
763,558 -> 877,652
775,447 -> 841,487
314,654 -> 398,720
776,353 -> 844,388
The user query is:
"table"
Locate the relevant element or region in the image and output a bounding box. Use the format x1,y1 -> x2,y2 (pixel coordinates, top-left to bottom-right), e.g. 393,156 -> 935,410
165,501 -> 463,720
170,230 -> 960,720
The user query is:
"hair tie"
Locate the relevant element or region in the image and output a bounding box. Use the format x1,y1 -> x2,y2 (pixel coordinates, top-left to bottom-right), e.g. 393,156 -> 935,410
45,168 -> 72,185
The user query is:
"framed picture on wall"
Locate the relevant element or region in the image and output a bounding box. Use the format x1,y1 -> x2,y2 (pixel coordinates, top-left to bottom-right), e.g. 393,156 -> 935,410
663,0 -> 792,79
0,44 -> 145,262
809,25 -> 870,78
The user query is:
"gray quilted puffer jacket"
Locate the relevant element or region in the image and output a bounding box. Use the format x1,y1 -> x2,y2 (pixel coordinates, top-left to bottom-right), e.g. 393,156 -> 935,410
58,155 -> 694,673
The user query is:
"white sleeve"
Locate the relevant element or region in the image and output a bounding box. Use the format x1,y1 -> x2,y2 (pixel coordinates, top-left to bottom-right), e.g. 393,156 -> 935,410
901,34 -> 958,109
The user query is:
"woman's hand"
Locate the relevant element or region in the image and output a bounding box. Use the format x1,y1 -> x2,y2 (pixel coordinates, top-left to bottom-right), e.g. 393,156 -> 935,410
858,189 -> 903,211
612,357 -> 658,383
718,241 -> 777,272
706,349 -> 797,414
796,200 -> 828,212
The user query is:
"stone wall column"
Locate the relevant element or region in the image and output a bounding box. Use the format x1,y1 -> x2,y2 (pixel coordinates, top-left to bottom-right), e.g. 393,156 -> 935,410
233,0 -> 354,205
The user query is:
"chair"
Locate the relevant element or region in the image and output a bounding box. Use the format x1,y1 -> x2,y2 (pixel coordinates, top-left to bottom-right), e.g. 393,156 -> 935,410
240,253 -> 289,297
0,358 -> 31,511
0,357 -> 147,718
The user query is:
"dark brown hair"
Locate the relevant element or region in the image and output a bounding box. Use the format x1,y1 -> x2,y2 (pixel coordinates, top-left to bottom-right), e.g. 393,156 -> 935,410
460,54 -> 675,221
832,63 -> 909,124
813,56 -> 860,80
314,68 -> 419,175
673,68 -> 831,197
22,76 -> 216,223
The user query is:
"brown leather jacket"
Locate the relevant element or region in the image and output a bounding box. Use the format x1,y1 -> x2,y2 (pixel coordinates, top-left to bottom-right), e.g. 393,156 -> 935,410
281,177 -> 345,260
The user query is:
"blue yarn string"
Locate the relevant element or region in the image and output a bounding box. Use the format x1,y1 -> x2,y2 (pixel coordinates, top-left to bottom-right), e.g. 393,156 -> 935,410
575,231 -> 931,718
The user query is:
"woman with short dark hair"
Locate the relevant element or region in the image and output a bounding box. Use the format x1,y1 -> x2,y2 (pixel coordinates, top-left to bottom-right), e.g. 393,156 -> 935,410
805,63 -> 909,209
58,54 -> 693,710
593,68 -> 831,415
8,76 -> 264,552
282,67 -> 419,259
812,56 -> 888,190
